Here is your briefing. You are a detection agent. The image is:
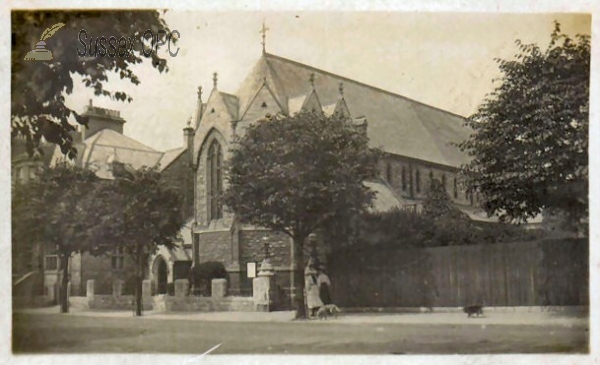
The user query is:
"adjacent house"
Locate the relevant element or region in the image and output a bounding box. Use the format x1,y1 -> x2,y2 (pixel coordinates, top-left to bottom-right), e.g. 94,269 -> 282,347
40,101 -> 194,299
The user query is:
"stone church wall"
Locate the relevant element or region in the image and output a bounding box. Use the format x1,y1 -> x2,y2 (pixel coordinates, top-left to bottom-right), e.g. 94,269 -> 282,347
197,230 -> 234,265
79,253 -> 136,296
379,155 -> 471,206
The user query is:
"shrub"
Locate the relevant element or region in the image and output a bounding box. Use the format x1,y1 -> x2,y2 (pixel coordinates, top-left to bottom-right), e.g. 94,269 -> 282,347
190,261 -> 228,296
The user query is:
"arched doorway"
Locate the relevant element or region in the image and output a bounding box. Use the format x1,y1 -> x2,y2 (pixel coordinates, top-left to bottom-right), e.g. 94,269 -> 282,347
152,256 -> 168,295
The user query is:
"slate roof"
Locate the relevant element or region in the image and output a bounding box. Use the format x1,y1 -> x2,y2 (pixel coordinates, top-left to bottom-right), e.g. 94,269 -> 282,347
457,205 -> 544,224
236,53 -> 472,168
220,92 -> 240,120
158,147 -> 186,171
364,179 -> 405,213
50,129 -> 165,179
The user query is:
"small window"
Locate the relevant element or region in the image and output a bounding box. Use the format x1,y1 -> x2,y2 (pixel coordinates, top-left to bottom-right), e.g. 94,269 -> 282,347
429,170 -> 434,184
261,101 -> 267,108
441,174 -> 447,190
415,169 -> 421,193
45,255 -> 59,271
211,108 -> 215,113
111,247 -> 125,270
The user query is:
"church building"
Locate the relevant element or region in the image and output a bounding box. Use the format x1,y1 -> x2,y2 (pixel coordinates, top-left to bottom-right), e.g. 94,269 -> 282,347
186,38 -> 475,303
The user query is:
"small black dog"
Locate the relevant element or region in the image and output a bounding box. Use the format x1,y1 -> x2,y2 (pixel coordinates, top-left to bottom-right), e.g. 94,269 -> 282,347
463,305 -> 483,318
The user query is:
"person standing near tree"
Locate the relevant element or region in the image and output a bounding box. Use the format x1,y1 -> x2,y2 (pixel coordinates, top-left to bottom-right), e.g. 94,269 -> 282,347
305,261 -> 323,318
317,265 -> 332,305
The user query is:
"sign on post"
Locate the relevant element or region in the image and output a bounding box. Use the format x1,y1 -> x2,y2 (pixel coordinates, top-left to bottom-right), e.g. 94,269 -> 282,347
247,262 -> 257,278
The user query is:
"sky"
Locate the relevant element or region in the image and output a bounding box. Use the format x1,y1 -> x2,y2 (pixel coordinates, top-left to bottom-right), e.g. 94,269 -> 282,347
64,12 -> 591,152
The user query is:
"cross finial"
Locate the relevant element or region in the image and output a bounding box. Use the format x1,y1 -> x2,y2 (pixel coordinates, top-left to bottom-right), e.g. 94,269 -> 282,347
339,82 -> 344,98
213,72 -> 218,88
197,86 -> 203,99
309,73 -> 315,89
260,22 -> 270,54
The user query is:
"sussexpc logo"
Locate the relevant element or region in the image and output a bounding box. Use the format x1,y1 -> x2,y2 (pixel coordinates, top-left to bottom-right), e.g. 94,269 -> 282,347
23,23 -> 65,61
77,28 -> 180,58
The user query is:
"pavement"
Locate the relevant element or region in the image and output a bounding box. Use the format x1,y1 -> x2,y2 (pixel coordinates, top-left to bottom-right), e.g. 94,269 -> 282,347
15,306 -> 588,327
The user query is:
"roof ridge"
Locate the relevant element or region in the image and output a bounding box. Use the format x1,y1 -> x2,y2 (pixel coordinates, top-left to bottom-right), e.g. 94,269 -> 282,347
93,128 -> 157,152
263,56 -> 289,110
264,52 -> 467,121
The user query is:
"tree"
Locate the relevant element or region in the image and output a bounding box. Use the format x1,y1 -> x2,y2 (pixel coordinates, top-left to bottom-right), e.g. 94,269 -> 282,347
12,176 -> 45,278
97,163 -> 184,316
13,162 -> 102,313
422,179 -> 456,221
12,10 -> 176,158
459,22 -> 589,234
225,112 -> 380,318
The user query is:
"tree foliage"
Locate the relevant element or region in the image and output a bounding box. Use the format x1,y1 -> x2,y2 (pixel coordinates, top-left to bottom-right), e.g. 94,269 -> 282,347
225,111 -> 380,317
12,176 -> 45,277
422,179 -> 457,221
459,22 -> 589,233
12,162 -> 103,312
11,10 -> 176,158
96,163 -> 184,316
329,179 -> 545,251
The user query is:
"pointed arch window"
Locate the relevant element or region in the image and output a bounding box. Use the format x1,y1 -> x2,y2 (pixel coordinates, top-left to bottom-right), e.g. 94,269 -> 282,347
207,140 -> 223,221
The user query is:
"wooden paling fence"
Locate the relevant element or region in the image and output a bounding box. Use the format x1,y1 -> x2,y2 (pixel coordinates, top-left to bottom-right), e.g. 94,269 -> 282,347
328,238 -> 588,308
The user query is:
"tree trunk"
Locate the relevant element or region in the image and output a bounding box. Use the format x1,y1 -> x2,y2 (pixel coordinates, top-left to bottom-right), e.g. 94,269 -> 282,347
293,235 -> 307,319
59,253 -> 70,313
134,251 -> 143,316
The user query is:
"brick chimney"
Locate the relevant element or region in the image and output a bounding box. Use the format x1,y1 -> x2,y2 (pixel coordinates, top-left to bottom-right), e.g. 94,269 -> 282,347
81,99 -> 126,139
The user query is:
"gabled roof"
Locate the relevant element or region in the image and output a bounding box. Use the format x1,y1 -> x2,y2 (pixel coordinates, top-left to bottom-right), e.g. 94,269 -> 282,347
236,53 -> 472,168
220,92 -> 240,120
51,129 -> 164,179
158,147 -> 186,171
288,95 -> 307,115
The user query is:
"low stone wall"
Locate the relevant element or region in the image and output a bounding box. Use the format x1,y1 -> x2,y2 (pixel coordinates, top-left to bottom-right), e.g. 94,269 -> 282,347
69,296 -> 90,310
13,295 -> 54,309
165,296 -> 255,312
88,295 -> 153,311
69,278 -> 267,312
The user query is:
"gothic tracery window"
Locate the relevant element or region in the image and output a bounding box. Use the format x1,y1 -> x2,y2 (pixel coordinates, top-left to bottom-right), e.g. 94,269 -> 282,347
207,139 -> 223,221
